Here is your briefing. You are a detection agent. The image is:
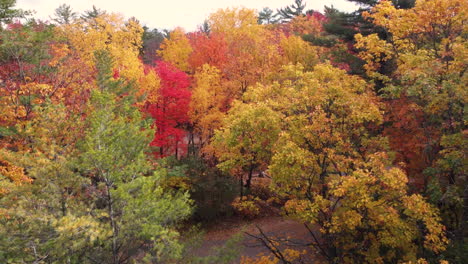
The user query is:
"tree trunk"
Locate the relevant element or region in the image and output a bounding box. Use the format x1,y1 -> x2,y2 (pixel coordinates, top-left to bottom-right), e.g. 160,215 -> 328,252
106,181 -> 119,264
240,175 -> 244,198
245,163 -> 255,190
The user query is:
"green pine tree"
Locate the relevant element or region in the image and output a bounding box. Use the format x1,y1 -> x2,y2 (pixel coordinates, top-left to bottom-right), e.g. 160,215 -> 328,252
257,7 -> 279,24
276,0 -> 306,22
51,3 -> 77,25
78,50 -> 192,263
0,0 -> 30,29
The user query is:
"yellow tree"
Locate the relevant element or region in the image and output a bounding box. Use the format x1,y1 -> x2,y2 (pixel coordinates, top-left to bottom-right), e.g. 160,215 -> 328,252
208,8 -> 283,98
355,0 -> 467,243
188,64 -> 226,149
208,7 -> 262,42
56,13 -> 159,115
279,34 -> 322,71
157,27 -> 193,72
210,101 -> 282,194
220,63 -> 448,263
58,14 -> 144,81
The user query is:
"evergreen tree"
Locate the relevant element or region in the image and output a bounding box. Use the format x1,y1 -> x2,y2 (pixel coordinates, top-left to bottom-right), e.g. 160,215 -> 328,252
276,0 -> 306,22
199,19 -> 211,34
141,26 -> 166,65
51,3 -> 77,25
348,0 -> 415,9
77,50 -> 192,263
0,50 -> 193,264
324,0 -> 416,41
81,5 -> 105,20
0,0 -> 29,29
257,7 -> 279,24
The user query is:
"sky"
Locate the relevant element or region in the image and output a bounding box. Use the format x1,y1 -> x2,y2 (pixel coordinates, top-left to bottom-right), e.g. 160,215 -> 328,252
16,0 -> 359,31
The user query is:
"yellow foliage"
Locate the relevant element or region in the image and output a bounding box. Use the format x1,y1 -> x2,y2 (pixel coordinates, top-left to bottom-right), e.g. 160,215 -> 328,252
0,81 -> 55,132
240,247 -> 305,263
58,13 -> 144,80
355,33 -> 393,80
0,159 -> 32,195
53,214 -> 110,244
232,195 -> 261,218
356,0 -> 468,84
208,7 -> 261,43
241,255 -> 278,264
48,43 -> 70,67
402,194 -> 449,253
161,176 -> 192,191
227,63 -> 449,262
158,28 -> 193,72
280,35 -> 320,70
189,64 -> 225,144
289,15 -> 323,35
136,67 -> 160,107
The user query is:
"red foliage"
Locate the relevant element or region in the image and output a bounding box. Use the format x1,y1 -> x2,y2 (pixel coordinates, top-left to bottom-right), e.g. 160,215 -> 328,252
145,61 -> 191,158
307,11 -> 327,23
6,21 -> 23,30
112,68 -> 120,79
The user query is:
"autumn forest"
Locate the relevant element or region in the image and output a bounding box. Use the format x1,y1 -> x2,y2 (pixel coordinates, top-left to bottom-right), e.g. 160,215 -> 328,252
0,0 -> 466,263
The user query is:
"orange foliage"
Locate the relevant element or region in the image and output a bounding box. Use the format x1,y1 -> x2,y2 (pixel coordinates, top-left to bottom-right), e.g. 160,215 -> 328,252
188,32 -> 228,71
0,159 -> 32,195
383,96 -> 440,188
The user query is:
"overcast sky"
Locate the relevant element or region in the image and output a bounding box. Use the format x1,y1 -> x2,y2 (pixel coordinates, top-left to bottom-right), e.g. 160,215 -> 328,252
17,0 -> 359,31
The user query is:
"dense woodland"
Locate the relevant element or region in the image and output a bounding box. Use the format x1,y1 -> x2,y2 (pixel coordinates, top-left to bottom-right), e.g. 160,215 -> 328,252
0,0 -> 466,263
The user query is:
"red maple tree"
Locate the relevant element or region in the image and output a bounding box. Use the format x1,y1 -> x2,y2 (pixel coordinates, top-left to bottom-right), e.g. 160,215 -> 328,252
145,61 -> 191,158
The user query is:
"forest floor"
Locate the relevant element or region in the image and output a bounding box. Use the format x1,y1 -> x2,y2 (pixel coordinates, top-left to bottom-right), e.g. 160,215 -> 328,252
194,215 -> 316,263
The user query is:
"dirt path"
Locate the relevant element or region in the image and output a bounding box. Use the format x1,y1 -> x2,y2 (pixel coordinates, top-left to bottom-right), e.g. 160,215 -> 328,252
196,216 -> 316,263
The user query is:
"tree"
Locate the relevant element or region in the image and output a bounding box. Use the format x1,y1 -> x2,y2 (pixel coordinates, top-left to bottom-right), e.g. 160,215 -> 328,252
58,13 -> 144,80
221,63 -> 448,263
0,0 -> 29,29
355,1 -> 467,260
208,7 -> 262,42
198,19 -> 211,34
81,5 -> 105,20
188,31 -> 228,71
348,0 -> 415,9
145,62 -> 191,158
211,101 -> 281,195
382,96 -> 436,189
258,7 -> 279,25
78,51 -> 192,263
279,34 -> 320,71
322,6 -> 358,41
282,153 -> 448,263
51,3 -> 77,25
188,64 -> 226,150
157,27 -> 193,72
0,20 -> 60,144
324,0 -> 415,40
141,26 -> 166,65
276,0 -> 306,22
0,102 -> 97,264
